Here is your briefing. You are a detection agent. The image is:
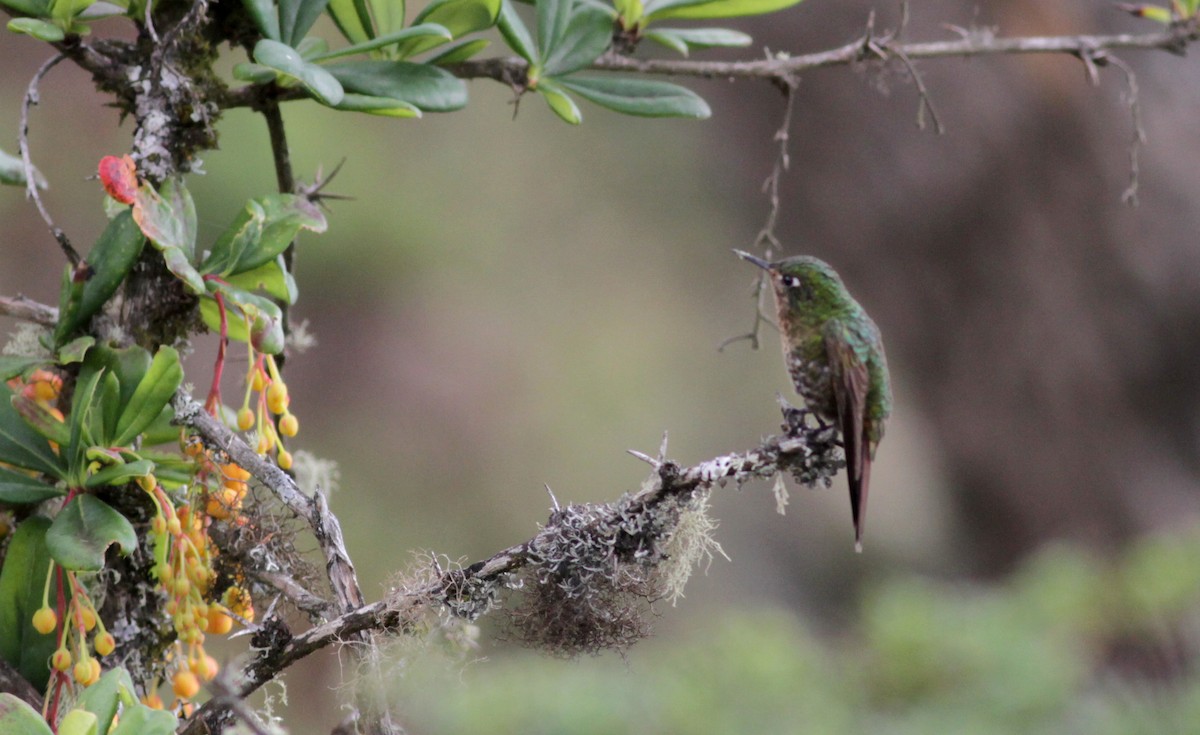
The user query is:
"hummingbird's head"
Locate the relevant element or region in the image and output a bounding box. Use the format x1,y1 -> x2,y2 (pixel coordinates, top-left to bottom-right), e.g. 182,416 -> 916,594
734,250 -> 848,321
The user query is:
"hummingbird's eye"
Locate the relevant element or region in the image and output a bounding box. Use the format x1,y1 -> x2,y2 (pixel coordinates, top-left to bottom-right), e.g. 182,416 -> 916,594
782,275 -> 801,289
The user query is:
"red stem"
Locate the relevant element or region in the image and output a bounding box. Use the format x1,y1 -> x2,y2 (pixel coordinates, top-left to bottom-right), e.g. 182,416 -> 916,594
204,290 -> 228,416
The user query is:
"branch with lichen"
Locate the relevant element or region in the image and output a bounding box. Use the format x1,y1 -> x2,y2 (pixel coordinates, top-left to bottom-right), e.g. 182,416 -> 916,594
176,395 -> 842,733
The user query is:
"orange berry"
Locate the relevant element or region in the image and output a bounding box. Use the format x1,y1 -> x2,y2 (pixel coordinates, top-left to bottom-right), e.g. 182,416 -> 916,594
236,407 -> 255,431
167,517 -> 182,536
266,382 -> 288,415
137,474 -> 157,493
52,648 -> 72,672
74,658 -> 93,685
277,449 -> 293,471
152,515 -> 167,535
143,693 -> 164,709
207,609 -> 233,635
256,434 -> 271,454
223,463 -> 251,481
94,631 -> 116,656
88,657 -> 101,684
173,670 -> 200,699
251,369 -> 266,392
79,606 -> 97,632
32,606 -> 57,635
278,413 -> 299,437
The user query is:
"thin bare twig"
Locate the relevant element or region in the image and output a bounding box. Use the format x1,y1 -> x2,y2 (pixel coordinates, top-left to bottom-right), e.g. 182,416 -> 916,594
0,294 -> 59,326
1108,54 -> 1146,205
19,54 -> 80,267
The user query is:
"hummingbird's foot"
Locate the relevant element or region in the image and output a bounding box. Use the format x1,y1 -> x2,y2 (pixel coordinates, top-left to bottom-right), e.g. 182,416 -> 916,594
776,394 -> 809,435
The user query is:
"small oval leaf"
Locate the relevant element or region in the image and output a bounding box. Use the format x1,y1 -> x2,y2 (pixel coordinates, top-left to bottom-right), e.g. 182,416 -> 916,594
46,495 -> 138,572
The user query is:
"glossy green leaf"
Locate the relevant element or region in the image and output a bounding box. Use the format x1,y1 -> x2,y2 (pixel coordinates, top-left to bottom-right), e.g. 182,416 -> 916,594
0,148 -> 46,188
231,194 -> 326,273
0,0 -> 49,17
94,371 -> 120,445
396,0 -> 499,56
0,357 -> 47,381
82,345 -> 151,411
107,704 -> 177,735
538,78 -> 581,124
497,0 -> 536,62
426,38 -> 490,65
226,256 -> 299,304
0,466 -> 61,504
56,709 -> 98,735
0,694 -> 54,735
54,210 -> 145,344
12,395 -> 70,449
46,495 -> 137,571
253,39 -> 345,106
7,17 -> 65,41
242,0 -> 280,38
326,60 -> 467,111
84,459 -> 153,489
541,5 -> 611,76
231,62 -> 278,84
49,0 -> 95,25
536,0 -> 571,60
309,23 -> 452,61
279,0 -> 329,45
136,405 -> 177,446
327,0 -> 373,44
66,367 -> 102,474
330,92 -> 423,116
0,385 -> 65,478
57,336 -> 95,365
112,346 -> 181,447
0,518 -> 59,691
613,0 -> 642,25
556,75 -> 710,118
297,36 -> 329,58
75,1 -> 122,18
201,285 -> 286,354
644,26 -> 750,54
199,200 -> 264,277
76,668 -> 138,735
133,180 -> 205,294
644,0 -> 801,21
367,0 -> 403,36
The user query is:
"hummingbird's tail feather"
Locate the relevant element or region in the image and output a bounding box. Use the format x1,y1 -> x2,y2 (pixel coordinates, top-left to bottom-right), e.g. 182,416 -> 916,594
852,454 -> 870,554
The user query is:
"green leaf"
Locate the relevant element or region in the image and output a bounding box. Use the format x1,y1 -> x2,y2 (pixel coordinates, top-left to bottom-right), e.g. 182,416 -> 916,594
538,78 -> 581,124
112,346 -> 182,447
54,209 -> 146,344
0,357 -> 48,381
279,0 -> 329,45
226,255 -> 299,303
613,0 -> 643,26
497,0 -> 536,63
12,395 -> 70,449
0,693 -> 54,735
367,0 -> 404,35
231,62 -> 278,84
326,60 -> 467,111
541,5 -> 611,76
329,92 -> 423,116
56,709 -> 98,735
46,495 -> 137,571
253,39 -> 346,106
644,26 -> 750,55
0,466 -> 62,504
231,195 -> 326,274
132,180 -> 205,294
0,518 -> 59,691
201,283 -> 287,354
0,148 -> 46,188
82,345 -> 151,411
6,17 -> 65,41
107,704 -> 177,735
309,23 -> 452,60
556,75 -> 710,118
200,201 -> 264,277
76,668 -> 138,735
426,38 -> 490,65
49,0 -> 95,25
644,0 -> 801,21
84,459 -> 153,489
327,0 -> 374,44
396,0 -> 499,56
66,367 -> 103,472
0,0 -> 49,18
297,35 -> 330,58
536,0 -> 571,61
242,0 -> 281,39
0,384 -> 65,478
57,336 -> 95,365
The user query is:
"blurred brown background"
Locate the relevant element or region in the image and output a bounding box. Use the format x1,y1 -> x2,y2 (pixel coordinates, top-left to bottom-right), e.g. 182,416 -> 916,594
3,0 -> 1200,731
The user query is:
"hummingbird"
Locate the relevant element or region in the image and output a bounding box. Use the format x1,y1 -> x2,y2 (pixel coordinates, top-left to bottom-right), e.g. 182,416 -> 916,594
735,250 -> 892,552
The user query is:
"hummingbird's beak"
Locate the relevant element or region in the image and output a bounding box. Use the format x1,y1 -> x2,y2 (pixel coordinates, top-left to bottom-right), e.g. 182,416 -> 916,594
733,249 -> 771,271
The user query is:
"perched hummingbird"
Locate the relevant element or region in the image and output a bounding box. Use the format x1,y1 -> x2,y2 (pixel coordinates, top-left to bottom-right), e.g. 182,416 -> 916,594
735,251 -> 892,551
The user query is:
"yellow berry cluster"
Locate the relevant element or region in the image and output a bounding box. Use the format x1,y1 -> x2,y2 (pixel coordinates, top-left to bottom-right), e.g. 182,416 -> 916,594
236,354 -> 298,470
32,565 -> 115,689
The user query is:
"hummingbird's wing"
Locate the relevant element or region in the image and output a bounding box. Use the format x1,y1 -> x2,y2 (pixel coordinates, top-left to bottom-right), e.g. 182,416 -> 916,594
823,320 -> 872,551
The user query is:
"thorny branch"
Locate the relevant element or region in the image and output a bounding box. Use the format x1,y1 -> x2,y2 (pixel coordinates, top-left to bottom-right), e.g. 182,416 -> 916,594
19,54 -> 80,267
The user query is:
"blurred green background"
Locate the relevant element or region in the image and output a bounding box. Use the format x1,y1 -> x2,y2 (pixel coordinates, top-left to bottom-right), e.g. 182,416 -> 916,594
5,0 -> 1200,732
